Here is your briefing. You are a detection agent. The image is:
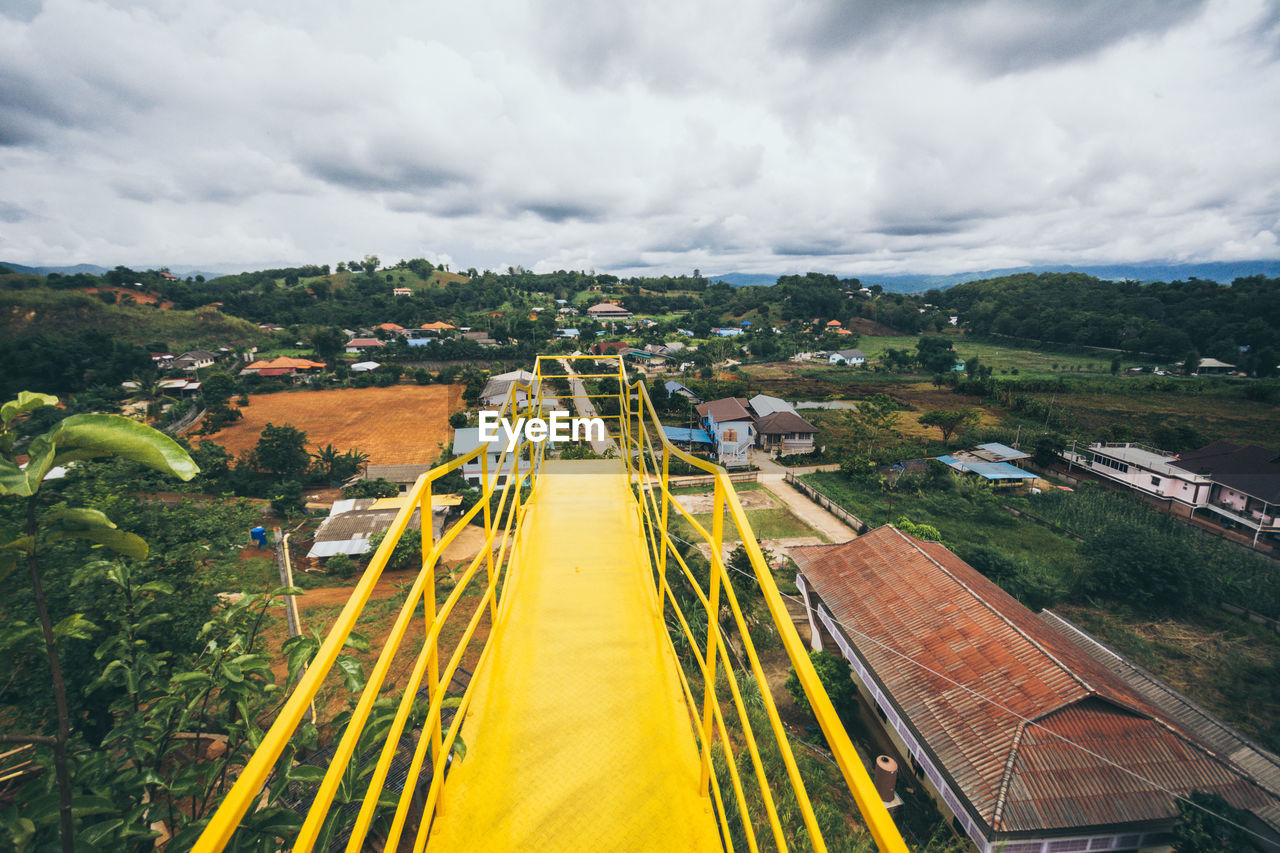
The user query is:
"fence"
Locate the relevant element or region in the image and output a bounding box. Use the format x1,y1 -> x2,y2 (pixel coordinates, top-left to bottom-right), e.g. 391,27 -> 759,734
782,472 -> 867,533
663,470 -> 759,489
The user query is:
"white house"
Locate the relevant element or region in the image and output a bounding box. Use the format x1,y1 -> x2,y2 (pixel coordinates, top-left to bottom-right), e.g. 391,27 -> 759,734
1067,443 -> 1213,516
452,425 -> 522,487
828,349 -> 866,366
695,398 -> 755,467
479,369 -> 537,408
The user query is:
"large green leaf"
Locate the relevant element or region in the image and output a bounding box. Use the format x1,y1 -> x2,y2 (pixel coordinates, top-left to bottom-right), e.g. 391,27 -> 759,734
47,414 -> 199,480
40,507 -> 148,559
1,391 -> 58,425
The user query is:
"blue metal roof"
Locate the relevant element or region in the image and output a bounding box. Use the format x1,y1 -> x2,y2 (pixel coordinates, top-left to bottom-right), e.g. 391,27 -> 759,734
935,455 -> 1034,480
662,426 -> 713,444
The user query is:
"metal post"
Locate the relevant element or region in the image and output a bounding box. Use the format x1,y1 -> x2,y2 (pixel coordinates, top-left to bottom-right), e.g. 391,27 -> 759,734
698,478 -> 724,793
419,479 -> 442,765
658,449 -> 670,612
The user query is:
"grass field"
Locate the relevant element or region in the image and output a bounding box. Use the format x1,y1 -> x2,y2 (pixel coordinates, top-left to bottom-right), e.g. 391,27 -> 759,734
202,384 -> 462,465
851,333 -> 1149,376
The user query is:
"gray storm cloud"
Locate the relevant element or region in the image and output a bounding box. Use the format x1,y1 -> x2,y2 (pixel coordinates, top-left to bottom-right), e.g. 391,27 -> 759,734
0,0 -> 1277,275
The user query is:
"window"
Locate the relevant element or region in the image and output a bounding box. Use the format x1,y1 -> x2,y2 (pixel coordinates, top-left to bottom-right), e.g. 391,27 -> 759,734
1151,476 -> 1161,486
1091,454 -> 1130,474
724,428 -> 737,442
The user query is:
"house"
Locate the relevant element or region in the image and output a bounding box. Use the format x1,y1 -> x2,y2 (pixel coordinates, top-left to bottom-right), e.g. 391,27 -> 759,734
151,353 -> 175,369
463,330 -> 498,347
350,361 -> 380,373
1171,441 -> 1280,545
555,328 -> 580,339
1067,442 -> 1214,517
392,287 -> 412,296
241,356 -> 327,376
353,464 -> 435,492
345,337 -> 383,354
793,528 -> 1280,853
586,303 -> 632,320
694,398 -> 755,467
711,327 -> 743,337
828,349 -> 865,366
825,320 -> 842,329
156,378 -> 201,395
1186,357 -> 1237,375
948,442 -> 1030,466
374,323 -> 405,334
934,455 -> 1035,489
747,394 -> 796,418
479,369 -> 537,408
754,411 -> 818,456
172,350 -> 219,372
664,381 -> 702,404
306,495 -> 456,559
590,341 -> 629,356
420,321 -> 456,336
452,425 -> 521,487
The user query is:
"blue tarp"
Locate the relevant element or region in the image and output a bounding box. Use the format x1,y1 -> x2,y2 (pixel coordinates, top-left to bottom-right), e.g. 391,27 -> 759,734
663,426 -> 713,445
935,455 -> 1034,480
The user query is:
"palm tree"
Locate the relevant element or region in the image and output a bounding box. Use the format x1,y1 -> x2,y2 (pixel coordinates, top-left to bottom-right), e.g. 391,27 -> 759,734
310,443 -> 343,485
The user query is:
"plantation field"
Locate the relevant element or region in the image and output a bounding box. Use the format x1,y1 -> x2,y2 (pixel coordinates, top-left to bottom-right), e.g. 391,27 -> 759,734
202,384 -> 462,465
836,333 -> 1152,376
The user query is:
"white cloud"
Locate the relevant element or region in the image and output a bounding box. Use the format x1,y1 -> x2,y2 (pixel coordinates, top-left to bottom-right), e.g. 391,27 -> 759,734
0,0 -> 1277,276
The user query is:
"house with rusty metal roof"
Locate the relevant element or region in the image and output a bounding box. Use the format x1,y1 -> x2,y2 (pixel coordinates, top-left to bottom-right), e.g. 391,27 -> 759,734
791,527 -> 1280,852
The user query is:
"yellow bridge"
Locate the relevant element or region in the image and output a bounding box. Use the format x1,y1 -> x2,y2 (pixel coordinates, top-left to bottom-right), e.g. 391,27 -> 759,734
195,356 -> 907,852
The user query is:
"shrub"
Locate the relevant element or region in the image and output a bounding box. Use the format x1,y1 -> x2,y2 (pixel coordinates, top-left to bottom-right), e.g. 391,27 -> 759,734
785,650 -> 858,720
342,478 -> 400,498
326,553 -> 357,579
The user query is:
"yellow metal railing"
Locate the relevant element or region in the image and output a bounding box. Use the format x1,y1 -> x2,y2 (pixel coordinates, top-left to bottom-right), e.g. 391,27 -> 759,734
597,355 -> 906,853
195,353 -> 906,852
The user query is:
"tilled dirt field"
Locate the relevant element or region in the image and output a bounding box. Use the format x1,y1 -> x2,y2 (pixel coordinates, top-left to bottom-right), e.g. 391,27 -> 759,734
202,384 -> 462,465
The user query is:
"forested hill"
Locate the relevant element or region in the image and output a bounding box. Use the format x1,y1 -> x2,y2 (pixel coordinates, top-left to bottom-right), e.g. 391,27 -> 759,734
936,272 -> 1280,366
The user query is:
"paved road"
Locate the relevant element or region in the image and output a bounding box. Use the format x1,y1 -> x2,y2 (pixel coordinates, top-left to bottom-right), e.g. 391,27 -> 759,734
752,453 -> 856,543
558,359 -> 618,455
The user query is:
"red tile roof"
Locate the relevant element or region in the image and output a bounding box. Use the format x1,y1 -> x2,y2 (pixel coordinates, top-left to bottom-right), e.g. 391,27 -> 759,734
792,527 -> 1278,837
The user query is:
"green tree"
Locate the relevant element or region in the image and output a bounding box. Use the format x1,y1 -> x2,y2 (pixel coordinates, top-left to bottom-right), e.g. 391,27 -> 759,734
918,408 -> 977,443
448,411 -> 467,429
361,254 -> 380,275
200,371 -> 236,406
785,650 -> 858,720
1032,433 -> 1064,467
0,391 -> 198,852
252,423 -> 310,479
1081,521 -> 1193,611
915,336 -> 958,374
1172,791 -> 1253,852
1184,349 -> 1201,376
310,326 -> 346,363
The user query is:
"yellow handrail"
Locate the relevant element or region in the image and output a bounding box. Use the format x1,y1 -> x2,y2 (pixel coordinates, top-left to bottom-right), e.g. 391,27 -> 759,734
194,354 -> 906,852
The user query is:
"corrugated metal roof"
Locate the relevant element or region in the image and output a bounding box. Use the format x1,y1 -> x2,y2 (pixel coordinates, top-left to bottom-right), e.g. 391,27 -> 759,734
935,455 -> 1035,480
661,426 -> 712,444
792,527 -> 1280,837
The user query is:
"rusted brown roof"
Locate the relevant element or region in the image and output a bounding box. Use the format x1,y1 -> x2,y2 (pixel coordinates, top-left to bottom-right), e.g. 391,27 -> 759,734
695,397 -> 752,423
755,411 -> 818,435
792,527 -> 1279,836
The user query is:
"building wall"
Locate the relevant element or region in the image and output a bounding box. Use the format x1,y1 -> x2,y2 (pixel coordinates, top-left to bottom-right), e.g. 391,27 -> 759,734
1087,450 -> 1208,506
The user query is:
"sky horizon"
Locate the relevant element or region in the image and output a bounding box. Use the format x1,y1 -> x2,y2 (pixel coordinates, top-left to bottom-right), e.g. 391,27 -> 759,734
3,0 -> 1279,277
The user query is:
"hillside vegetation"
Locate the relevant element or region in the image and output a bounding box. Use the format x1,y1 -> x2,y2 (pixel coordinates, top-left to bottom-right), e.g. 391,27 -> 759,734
937,272 -> 1280,367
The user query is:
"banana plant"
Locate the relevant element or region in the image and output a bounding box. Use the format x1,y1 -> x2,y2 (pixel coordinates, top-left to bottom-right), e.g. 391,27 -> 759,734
0,391 -> 199,853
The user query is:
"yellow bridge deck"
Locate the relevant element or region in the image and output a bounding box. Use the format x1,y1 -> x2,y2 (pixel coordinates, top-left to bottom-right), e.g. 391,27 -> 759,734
426,459 -> 722,851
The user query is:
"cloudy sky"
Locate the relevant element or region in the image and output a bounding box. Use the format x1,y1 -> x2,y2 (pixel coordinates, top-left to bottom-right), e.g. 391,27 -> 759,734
2,0 -> 1279,276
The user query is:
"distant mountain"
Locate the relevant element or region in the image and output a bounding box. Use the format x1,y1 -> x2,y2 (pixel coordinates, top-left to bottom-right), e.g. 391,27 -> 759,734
0,261 -> 109,275
711,260 -> 1280,293
1,261 -> 238,279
